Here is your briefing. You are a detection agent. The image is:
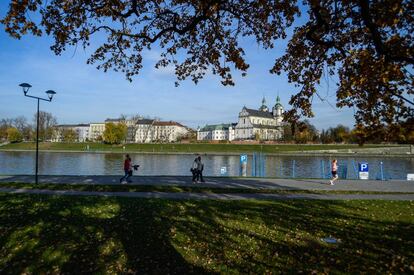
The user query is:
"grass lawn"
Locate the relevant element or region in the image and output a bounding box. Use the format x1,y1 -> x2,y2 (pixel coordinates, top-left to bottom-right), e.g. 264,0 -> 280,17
1,182 -> 413,195
0,142 -> 396,154
0,194 -> 413,273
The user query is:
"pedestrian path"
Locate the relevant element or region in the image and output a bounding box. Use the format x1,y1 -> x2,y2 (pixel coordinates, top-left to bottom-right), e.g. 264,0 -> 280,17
1,187 -> 413,201
0,175 -> 413,192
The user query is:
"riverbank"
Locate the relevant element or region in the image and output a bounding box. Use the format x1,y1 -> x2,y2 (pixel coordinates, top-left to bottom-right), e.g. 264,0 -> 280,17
0,142 -> 412,156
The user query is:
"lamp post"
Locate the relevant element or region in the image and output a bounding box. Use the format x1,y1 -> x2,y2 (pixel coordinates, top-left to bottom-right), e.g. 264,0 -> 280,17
19,83 -> 56,184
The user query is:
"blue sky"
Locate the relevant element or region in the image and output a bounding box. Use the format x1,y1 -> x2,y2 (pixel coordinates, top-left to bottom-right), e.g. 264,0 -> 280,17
0,2 -> 355,130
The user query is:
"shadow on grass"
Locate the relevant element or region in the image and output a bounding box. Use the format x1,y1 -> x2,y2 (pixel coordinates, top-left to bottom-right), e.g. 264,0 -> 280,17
0,194 -> 413,273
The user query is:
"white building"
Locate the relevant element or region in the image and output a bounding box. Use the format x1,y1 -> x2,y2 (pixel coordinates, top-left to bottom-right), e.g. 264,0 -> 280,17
74,124 -> 90,142
152,121 -> 189,142
134,119 -> 189,143
89,123 -> 105,141
134,119 -> 156,143
197,123 -> 236,141
235,96 -> 284,140
53,124 -> 90,142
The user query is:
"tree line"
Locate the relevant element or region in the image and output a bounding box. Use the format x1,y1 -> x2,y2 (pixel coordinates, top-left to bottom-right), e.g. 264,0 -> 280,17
282,119 -> 414,145
2,112 -> 412,145
0,112 -> 57,143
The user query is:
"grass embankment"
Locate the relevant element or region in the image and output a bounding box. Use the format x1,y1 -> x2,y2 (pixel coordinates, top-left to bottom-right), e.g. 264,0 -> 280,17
0,194 -> 412,273
1,182 -> 413,195
0,142 -> 396,153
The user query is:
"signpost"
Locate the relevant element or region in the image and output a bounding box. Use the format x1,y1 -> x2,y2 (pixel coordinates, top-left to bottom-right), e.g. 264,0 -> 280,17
240,154 -> 248,177
220,166 -> 227,176
358,162 -> 369,180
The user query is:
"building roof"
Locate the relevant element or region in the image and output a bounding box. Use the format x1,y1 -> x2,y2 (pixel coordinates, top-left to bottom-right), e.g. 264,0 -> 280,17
244,108 -> 274,118
136,119 -> 155,125
274,95 -> 283,108
56,124 -> 90,128
105,118 -> 124,123
199,123 -> 234,131
154,121 -> 186,127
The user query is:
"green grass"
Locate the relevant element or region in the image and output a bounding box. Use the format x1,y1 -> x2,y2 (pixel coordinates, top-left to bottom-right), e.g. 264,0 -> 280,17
0,142 -> 397,153
1,182 -> 413,195
0,194 -> 412,273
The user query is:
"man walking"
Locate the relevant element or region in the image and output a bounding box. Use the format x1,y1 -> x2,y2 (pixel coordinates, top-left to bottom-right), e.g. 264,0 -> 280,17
197,155 -> 205,183
191,156 -> 199,184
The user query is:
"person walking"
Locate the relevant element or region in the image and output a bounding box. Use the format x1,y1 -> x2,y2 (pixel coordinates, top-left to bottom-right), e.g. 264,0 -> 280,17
120,154 -> 132,184
197,155 -> 205,183
191,156 -> 200,184
329,159 -> 339,185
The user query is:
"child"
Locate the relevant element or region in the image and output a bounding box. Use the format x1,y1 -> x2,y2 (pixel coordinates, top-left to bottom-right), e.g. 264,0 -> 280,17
330,159 -> 338,185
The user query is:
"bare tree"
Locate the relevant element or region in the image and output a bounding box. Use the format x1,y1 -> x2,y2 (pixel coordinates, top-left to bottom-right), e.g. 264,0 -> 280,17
33,111 -> 58,141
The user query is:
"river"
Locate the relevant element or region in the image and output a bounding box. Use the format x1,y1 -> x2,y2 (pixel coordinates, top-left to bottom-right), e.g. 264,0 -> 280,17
0,151 -> 413,180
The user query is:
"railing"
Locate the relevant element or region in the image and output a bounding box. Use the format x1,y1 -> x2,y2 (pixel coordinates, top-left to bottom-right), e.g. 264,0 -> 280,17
242,153 -> 400,180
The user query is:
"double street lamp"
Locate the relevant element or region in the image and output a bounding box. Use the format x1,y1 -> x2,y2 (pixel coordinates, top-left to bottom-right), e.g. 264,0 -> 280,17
19,83 -> 56,184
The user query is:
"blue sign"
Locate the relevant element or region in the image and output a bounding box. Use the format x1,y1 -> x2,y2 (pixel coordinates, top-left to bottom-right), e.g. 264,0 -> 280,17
240,154 -> 248,164
358,163 -> 369,172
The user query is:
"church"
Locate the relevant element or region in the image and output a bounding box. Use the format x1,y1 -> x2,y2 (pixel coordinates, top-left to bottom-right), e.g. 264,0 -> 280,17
234,96 -> 284,140
197,96 -> 284,141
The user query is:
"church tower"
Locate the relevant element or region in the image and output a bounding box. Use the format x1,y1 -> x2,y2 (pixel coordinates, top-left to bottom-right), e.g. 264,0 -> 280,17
272,95 -> 284,123
259,97 -> 268,112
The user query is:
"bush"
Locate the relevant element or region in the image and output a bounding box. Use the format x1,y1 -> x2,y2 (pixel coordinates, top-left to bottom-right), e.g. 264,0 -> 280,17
7,127 -> 23,143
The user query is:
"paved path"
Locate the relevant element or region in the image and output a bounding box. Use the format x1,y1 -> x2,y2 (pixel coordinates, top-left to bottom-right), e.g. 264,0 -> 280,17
1,187 -> 413,200
0,175 -> 413,192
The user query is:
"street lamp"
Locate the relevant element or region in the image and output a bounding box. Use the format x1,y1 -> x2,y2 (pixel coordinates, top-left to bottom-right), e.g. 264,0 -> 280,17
19,83 -> 56,184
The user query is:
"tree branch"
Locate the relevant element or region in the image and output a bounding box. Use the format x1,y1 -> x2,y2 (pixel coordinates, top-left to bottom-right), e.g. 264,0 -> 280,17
359,0 -> 414,65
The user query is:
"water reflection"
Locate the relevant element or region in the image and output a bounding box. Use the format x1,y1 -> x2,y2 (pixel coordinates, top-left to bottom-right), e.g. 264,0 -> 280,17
0,151 -> 413,180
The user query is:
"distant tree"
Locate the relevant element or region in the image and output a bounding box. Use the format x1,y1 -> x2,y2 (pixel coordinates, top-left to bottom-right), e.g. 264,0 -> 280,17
320,129 -> 332,144
130,114 -> 143,121
62,128 -> 78,142
103,122 -> 127,144
119,114 -> 128,121
13,116 -> 32,141
349,116 -> 414,144
13,116 -> 27,132
332,125 -> 350,143
282,124 -> 294,142
34,111 -> 57,141
103,123 -> 118,144
6,127 -> 23,143
0,118 -> 13,141
180,130 -> 196,143
117,122 -> 128,143
294,120 -> 318,143
400,117 -> 414,144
